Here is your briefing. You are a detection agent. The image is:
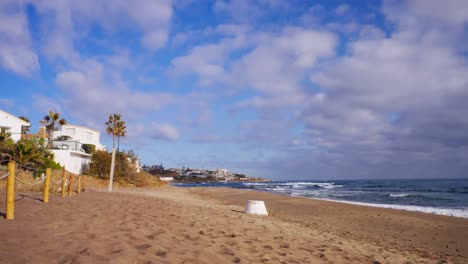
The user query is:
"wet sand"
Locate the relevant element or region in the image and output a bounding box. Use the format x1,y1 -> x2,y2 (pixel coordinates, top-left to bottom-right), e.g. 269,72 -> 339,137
0,186 -> 466,263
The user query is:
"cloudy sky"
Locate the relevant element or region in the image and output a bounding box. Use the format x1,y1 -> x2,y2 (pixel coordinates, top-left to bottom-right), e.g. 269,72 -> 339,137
1,0 -> 468,180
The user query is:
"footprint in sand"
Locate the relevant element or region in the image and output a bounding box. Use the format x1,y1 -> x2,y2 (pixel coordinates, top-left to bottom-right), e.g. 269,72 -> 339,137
135,244 -> 152,251
220,248 -> 235,256
154,249 -> 167,257
263,245 -> 273,250
279,243 -> 290,249
78,248 -> 91,256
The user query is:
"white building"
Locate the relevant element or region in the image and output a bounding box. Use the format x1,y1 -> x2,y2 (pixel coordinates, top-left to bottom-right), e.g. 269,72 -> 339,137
0,109 -> 30,142
214,168 -> 233,178
51,124 -> 105,174
53,124 -> 105,150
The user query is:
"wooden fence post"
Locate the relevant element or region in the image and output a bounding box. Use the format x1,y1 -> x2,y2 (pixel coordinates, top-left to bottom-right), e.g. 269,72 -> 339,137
115,182 -> 119,191
82,176 -> 86,192
77,176 -> 82,195
98,181 -> 102,191
68,173 -> 73,197
6,161 -> 15,220
61,167 -> 66,197
43,168 -> 51,203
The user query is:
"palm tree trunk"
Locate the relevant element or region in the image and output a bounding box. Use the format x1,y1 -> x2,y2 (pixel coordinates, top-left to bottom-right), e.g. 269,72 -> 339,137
48,130 -> 53,148
112,135 -> 115,149
117,136 -> 120,151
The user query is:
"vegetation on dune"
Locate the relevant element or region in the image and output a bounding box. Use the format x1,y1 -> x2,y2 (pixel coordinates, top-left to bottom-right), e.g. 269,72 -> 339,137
1,137 -> 61,177
86,149 -> 165,187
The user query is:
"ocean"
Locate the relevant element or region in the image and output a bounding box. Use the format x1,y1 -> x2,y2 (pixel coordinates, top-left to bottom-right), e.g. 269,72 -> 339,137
175,178 -> 468,218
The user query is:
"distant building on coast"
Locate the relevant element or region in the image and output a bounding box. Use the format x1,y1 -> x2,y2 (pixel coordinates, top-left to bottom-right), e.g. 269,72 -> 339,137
214,168 -> 233,179
0,109 -> 30,142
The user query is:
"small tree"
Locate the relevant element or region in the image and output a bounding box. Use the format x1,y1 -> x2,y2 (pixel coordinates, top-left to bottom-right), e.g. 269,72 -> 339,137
87,150 -> 113,179
41,110 -> 67,148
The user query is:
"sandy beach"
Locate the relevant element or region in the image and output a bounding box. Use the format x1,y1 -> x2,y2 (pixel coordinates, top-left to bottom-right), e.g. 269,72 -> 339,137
0,186 -> 467,263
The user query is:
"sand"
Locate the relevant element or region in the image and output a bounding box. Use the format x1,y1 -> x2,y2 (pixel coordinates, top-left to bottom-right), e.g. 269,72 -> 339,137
0,186 -> 467,263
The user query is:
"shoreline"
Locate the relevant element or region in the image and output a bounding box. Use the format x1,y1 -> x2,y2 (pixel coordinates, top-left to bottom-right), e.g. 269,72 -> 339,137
173,178 -> 468,219
188,186 -> 468,263
311,197 -> 468,219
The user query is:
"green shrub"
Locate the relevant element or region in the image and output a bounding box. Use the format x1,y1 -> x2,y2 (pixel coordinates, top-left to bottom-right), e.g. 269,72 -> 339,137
82,144 -> 96,154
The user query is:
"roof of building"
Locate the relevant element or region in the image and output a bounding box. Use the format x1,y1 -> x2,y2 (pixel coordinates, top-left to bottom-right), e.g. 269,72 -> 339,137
0,109 -> 31,126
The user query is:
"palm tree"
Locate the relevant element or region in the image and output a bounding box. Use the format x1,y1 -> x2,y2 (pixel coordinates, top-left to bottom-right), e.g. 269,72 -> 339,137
40,110 -> 67,148
115,120 -> 127,151
8,138 -> 47,165
105,113 -> 121,149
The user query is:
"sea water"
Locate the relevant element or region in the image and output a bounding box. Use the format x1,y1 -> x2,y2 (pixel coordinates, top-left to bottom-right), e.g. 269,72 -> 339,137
175,178 -> 468,218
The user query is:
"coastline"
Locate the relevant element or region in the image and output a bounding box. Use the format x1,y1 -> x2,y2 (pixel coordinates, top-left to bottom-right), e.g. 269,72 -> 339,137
0,186 -> 466,263
188,186 -> 468,263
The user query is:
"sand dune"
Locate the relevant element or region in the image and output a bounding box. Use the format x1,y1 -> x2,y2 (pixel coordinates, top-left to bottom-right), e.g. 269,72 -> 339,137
0,186 -> 466,263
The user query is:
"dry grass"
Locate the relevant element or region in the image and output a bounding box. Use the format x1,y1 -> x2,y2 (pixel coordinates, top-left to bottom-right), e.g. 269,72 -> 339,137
0,167 -> 166,194
85,171 -> 167,188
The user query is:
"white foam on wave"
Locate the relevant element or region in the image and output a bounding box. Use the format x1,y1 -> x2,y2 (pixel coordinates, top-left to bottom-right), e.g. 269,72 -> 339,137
282,182 -> 336,187
389,193 -> 410,198
242,182 -> 268,186
243,181 -> 344,189
314,198 -> 468,219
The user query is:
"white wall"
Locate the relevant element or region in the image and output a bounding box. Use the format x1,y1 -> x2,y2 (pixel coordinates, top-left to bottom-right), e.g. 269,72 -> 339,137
55,124 -> 104,150
52,149 -> 92,174
0,110 -> 29,142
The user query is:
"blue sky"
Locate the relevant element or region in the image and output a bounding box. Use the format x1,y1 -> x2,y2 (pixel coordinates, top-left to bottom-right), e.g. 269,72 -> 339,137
1,0 -> 468,180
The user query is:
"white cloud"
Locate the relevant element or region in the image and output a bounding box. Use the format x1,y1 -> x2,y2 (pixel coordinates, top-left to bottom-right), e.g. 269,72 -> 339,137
33,0 -> 174,63
170,26 -> 337,108
291,0 -> 468,178
54,67 -> 175,129
213,0 -> 287,21
0,98 -> 14,107
147,123 -> 180,141
334,4 -> 350,16
229,28 -> 336,97
0,1 -> 39,76
33,95 -> 63,116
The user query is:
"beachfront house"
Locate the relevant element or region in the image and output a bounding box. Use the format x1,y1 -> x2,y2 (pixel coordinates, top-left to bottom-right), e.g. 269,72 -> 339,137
0,109 -> 30,142
49,124 -> 105,174
214,168 -> 233,179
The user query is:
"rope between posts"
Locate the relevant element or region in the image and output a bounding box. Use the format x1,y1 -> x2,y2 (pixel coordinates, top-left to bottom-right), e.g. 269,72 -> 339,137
0,172 -> 10,180
50,176 -> 65,185
72,178 -> 80,187
15,176 -> 45,186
